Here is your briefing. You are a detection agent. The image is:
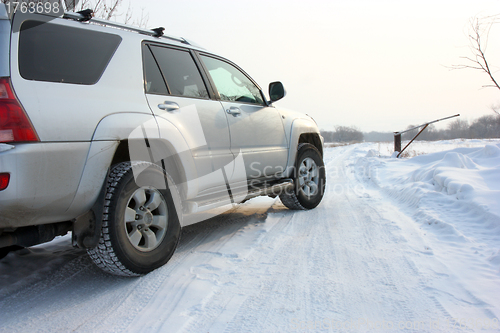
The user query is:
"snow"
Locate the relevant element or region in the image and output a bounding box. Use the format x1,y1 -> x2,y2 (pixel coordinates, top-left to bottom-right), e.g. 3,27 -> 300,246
353,140 -> 500,331
1,139 -> 500,332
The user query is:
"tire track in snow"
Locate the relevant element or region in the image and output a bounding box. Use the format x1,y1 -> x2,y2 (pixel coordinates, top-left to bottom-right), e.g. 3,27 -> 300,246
117,202 -> 291,333
150,209 -> 299,333
0,207 -> 274,332
316,146 -> 450,332
173,146 -> 451,332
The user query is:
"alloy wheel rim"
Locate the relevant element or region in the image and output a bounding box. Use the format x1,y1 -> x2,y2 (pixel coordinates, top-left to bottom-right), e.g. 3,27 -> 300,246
298,157 -> 319,197
124,187 -> 168,252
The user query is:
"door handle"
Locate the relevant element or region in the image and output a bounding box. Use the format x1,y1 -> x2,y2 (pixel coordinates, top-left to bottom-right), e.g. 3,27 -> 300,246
226,106 -> 241,116
158,101 -> 180,111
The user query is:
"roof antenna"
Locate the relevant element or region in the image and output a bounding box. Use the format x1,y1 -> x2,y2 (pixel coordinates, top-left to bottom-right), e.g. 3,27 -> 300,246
151,27 -> 165,37
76,9 -> 94,22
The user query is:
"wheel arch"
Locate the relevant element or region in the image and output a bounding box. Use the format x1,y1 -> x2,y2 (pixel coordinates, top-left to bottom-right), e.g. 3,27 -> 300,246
283,118 -> 324,178
70,113 -> 197,249
299,133 -> 323,157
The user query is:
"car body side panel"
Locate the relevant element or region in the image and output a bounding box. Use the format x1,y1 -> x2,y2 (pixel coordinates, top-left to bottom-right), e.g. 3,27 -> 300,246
146,95 -> 235,196
91,113 -> 158,142
153,116 -> 204,200
221,102 -> 288,182
0,142 -> 89,228
65,140 -> 118,217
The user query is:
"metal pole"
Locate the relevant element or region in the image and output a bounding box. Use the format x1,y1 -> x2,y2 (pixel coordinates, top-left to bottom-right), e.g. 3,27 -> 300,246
397,124 -> 429,158
394,133 -> 401,153
394,114 -> 460,136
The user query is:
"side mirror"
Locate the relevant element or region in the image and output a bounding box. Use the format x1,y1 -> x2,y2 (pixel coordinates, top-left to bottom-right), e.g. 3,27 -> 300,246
269,81 -> 286,102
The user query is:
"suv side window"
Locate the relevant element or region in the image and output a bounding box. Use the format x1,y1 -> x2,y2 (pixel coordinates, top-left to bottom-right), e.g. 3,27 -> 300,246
149,45 -> 208,99
19,20 -> 121,85
143,45 -> 168,95
200,55 -> 265,105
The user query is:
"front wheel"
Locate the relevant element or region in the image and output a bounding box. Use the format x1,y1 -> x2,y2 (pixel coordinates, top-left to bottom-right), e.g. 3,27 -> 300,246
87,161 -> 181,276
280,144 -> 326,210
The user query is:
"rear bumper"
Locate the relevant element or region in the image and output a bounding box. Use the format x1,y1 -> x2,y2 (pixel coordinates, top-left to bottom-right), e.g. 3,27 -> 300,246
0,142 -> 90,228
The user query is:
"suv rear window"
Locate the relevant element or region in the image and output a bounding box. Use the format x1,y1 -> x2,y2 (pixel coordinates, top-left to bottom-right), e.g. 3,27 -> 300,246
18,21 -> 121,85
148,45 -> 208,99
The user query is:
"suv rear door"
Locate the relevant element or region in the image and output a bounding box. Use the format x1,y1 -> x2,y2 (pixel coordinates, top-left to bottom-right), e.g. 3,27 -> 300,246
142,43 -> 234,196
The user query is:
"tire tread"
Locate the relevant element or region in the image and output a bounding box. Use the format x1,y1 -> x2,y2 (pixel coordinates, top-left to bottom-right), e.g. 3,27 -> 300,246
87,161 -> 181,277
279,143 -> 325,210
87,162 -> 140,277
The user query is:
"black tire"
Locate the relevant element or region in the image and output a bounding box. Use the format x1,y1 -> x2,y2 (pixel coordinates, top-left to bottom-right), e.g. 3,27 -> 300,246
0,249 -> 7,260
0,245 -> 20,260
87,161 -> 181,276
0,245 -> 24,260
279,143 -> 326,210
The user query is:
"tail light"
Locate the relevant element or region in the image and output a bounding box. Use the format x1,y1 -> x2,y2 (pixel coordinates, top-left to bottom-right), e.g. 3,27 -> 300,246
0,77 -> 39,143
0,173 -> 9,191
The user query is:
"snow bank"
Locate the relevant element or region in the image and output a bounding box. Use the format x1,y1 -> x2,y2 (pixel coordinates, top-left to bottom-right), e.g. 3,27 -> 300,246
349,140 -> 500,323
362,143 -> 500,218
353,140 -> 500,273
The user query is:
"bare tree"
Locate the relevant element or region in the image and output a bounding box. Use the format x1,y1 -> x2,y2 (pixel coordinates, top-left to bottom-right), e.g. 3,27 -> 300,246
72,0 -> 149,27
320,127 -> 364,143
319,130 -> 334,143
1,0 -> 149,27
491,102 -> 500,116
447,118 -> 470,139
332,126 -> 364,143
72,0 -> 121,21
453,15 -> 500,91
470,114 -> 500,138
122,2 -> 149,27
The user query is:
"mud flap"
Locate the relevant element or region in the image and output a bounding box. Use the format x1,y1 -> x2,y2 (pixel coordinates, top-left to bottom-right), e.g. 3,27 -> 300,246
72,171 -> 109,249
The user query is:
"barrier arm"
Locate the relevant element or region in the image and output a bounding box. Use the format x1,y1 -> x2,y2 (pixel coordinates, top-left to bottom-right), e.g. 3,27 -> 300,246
394,114 -> 460,158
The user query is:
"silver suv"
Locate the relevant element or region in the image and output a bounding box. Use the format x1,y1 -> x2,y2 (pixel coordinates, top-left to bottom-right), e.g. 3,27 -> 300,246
0,5 -> 325,276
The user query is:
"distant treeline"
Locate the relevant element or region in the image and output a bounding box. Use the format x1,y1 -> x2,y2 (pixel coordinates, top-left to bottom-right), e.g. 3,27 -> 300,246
322,114 -> 500,143
321,126 -> 364,143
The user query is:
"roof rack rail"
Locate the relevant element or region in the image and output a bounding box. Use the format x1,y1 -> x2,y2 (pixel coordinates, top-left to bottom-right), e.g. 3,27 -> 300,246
62,11 -> 190,45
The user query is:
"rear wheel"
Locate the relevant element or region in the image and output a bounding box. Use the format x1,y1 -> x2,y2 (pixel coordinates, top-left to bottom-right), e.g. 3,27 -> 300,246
280,144 -> 326,210
87,161 -> 181,276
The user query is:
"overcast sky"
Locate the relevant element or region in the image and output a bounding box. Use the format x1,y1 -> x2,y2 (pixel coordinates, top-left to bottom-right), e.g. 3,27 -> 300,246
127,0 -> 499,132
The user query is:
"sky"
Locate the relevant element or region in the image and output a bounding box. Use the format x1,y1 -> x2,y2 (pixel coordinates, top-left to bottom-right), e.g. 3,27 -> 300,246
123,0 -> 500,132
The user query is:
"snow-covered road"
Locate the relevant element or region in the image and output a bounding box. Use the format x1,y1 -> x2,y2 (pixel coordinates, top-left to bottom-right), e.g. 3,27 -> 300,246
1,143 -> 499,332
